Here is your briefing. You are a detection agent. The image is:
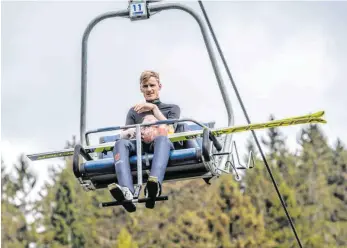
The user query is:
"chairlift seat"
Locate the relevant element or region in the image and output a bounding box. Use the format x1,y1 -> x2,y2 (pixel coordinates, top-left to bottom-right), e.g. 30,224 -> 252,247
77,122 -> 216,190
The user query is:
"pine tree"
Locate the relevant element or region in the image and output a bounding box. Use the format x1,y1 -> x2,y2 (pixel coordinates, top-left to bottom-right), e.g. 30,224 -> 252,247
51,168 -> 79,245
1,161 -> 24,247
261,114 -> 293,179
1,156 -> 38,248
244,133 -> 258,163
203,175 -> 274,248
33,137 -> 121,247
241,116 -> 303,247
294,124 -> 337,247
24,128 -> 347,247
35,162 -> 90,248
327,138 -> 347,246
329,139 -> 347,204
166,210 -> 217,248
261,114 -> 286,158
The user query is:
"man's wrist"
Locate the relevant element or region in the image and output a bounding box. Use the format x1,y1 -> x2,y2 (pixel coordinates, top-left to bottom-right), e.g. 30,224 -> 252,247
151,105 -> 164,120
151,104 -> 158,113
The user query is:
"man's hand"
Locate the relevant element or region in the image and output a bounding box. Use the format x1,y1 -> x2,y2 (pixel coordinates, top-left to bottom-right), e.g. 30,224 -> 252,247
133,103 -> 156,114
141,127 -> 157,143
141,125 -> 170,143
120,128 -> 136,139
133,102 -> 167,121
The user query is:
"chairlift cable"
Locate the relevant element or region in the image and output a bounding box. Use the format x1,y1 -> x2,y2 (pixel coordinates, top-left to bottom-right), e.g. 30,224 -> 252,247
197,1 -> 303,247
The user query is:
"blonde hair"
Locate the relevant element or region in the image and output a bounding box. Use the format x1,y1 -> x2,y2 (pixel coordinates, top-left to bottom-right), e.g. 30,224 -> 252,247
140,70 -> 160,84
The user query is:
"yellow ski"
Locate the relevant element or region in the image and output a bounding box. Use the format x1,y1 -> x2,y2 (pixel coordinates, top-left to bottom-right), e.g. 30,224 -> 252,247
170,111 -> 326,142
27,111 -> 326,161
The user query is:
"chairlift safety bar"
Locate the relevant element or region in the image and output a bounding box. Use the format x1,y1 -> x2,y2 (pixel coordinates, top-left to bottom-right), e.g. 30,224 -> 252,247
84,117 -> 211,146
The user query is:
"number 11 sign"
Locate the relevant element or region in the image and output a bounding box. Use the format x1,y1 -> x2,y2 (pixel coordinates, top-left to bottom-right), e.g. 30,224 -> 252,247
129,0 -> 148,20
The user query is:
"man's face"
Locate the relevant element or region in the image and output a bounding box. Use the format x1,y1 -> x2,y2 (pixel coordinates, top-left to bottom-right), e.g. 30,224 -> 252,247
140,77 -> 161,101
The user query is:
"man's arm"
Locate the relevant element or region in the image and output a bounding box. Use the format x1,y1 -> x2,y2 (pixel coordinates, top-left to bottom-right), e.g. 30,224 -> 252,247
152,105 -> 167,121
121,109 -> 136,139
125,108 -> 136,125
132,102 -> 180,121
152,104 -> 180,121
167,104 -> 180,120
160,104 -> 180,132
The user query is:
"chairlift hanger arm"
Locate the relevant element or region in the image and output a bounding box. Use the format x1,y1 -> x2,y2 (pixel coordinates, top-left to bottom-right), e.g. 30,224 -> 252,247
80,9 -> 129,147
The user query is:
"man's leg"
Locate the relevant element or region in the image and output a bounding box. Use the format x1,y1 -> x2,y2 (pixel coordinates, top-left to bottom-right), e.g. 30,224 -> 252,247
145,135 -> 174,209
108,139 -> 137,212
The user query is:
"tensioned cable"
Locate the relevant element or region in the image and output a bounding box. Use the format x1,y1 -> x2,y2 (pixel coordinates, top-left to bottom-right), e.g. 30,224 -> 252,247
197,1 -> 303,247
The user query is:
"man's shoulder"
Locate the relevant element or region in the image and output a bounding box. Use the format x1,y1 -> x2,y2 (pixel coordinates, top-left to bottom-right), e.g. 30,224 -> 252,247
126,106 -> 136,115
126,106 -> 140,119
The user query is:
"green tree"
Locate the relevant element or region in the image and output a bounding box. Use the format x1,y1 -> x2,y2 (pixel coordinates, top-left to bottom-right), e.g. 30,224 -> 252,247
261,114 -> 286,159
244,133 -> 258,163
326,138 -> 347,246
35,162 -> 88,248
116,228 -> 138,248
329,139 -> 347,205
24,126 -> 347,247
260,114 -> 297,182
294,124 -> 337,247
166,210 -> 217,248
1,156 -> 38,248
34,152 -> 121,247
2,161 -> 24,248
203,175 -> 274,248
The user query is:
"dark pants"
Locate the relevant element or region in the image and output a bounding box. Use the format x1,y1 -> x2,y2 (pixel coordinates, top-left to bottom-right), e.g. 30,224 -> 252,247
113,123 -> 198,194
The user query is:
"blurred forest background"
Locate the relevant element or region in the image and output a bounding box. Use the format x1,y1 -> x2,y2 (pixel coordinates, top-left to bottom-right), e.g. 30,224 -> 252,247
2,118 -> 347,248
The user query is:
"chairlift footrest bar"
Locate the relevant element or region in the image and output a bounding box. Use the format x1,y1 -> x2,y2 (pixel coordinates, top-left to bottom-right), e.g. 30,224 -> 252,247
100,196 -> 169,207
213,152 -> 230,156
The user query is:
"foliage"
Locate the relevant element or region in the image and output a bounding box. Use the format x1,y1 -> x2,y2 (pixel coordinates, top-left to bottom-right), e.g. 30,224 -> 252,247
2,126 -> 346,247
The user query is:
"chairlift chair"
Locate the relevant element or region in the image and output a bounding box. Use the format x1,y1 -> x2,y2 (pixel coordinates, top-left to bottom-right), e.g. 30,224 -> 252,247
74,0 -> 251,208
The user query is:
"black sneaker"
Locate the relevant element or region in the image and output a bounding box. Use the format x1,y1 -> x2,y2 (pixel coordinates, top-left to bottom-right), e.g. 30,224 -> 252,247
144,176 -> 161,209
108,183 -> 136,213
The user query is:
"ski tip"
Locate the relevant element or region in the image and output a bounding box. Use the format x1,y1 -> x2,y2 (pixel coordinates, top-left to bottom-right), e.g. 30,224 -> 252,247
308,117 -> 327,124
317,118 -> 327,124
26,154 -> 42,161
312,110 -> 325,118
26,154 -> 50,161
26,151 -> 74,161
26,155 -> 35,161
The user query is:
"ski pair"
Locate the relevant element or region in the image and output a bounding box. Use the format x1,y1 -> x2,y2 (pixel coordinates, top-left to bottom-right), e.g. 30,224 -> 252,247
26,110 -> 327,162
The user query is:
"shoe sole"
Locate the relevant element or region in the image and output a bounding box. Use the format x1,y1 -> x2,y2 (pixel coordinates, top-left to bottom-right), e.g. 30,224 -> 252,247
109,187 -> 136,213
145,180 -> 158,209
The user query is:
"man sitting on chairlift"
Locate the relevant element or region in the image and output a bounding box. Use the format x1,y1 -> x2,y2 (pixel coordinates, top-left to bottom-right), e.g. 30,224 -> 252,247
108,70 -> 198,212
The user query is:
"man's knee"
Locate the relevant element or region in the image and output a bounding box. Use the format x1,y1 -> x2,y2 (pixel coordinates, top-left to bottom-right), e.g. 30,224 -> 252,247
153,135 -> 174,150
154,135 -> 168,141
153,135 -> 169,145
113,138 -> 131,152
